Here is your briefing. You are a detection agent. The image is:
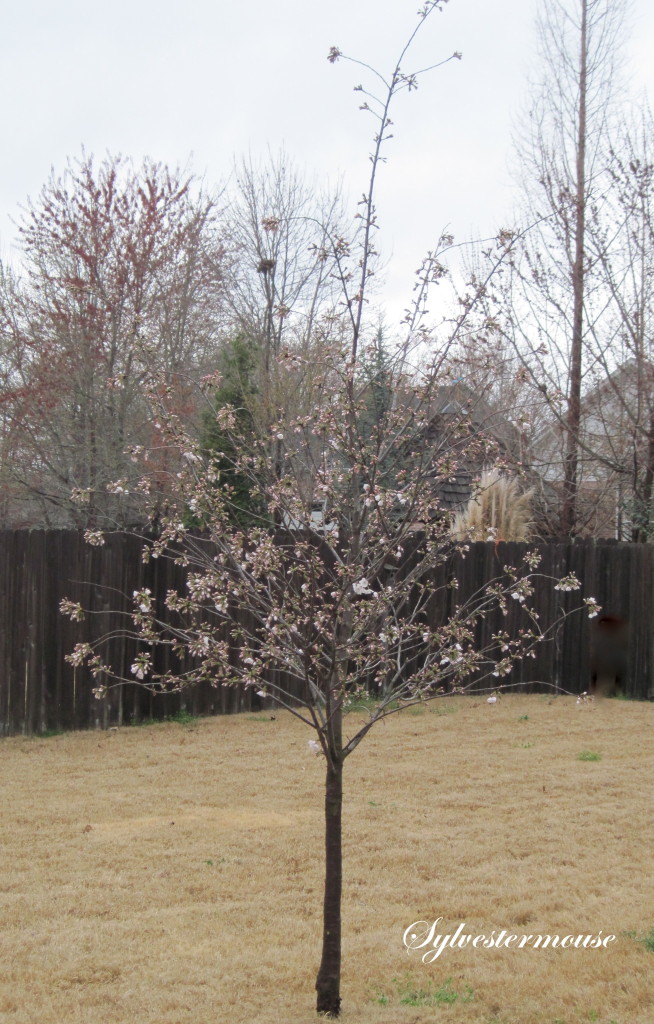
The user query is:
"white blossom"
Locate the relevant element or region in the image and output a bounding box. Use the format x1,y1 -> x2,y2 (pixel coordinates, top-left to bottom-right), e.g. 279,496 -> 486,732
554,573 -> 581,592
584,597 -> 601,619
133,589 -> 152,613
60,599 -> 84,622
84,529 -> 105,547
352,578 -> 374,596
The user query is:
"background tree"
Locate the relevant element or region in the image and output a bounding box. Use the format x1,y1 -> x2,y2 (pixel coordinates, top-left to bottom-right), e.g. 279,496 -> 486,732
198,333 -> 263,527
582,108 -> 654,538
223,153 -> 344,402
492,0 -> 627,534
358,324 -> 394,434
0,154 -> 225,527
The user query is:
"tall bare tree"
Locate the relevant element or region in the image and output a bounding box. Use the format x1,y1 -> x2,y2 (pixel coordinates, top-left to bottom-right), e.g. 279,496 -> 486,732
223,153 -> 343,368
582,107 -> 654,538
499,0 -> 627,534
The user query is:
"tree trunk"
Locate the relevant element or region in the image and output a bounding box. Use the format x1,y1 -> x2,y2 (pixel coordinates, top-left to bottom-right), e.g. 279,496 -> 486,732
315,705 -> 343,1017
561,0 -> 588,536
633,411 -> 654,541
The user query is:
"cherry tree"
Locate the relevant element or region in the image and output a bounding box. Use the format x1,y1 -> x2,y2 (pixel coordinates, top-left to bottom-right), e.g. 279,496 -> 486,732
62,4 -> 597,1015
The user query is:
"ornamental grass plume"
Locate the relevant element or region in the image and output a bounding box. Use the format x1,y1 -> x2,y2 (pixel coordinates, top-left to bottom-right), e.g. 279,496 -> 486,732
451,468 -> 534,542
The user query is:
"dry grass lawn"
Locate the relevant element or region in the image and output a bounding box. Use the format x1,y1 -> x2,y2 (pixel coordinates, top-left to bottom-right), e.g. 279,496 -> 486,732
1,694 -> 653,1024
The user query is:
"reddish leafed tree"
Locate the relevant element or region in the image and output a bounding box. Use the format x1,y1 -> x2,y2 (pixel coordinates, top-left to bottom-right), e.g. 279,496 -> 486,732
0,154 -> 226,527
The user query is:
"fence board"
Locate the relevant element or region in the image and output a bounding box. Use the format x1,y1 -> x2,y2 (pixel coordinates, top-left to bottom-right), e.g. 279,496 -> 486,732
0,532 -> 651,736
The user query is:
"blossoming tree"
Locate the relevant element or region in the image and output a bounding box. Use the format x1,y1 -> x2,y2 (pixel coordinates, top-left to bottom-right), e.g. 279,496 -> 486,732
62,3 -> 598,1015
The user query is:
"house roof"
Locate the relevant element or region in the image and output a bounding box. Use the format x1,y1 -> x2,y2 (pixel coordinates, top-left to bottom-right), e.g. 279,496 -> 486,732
403,382 -> 524,512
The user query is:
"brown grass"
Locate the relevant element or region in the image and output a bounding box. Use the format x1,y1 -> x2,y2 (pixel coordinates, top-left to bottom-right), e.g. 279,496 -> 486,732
1,695 -> 653,1024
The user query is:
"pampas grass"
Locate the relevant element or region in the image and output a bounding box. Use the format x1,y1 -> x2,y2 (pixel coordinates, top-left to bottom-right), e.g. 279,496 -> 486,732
452,468 -> 534,542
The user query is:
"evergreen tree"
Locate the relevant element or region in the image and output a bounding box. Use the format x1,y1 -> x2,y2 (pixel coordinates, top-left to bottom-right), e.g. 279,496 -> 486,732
200,336 -> 265,527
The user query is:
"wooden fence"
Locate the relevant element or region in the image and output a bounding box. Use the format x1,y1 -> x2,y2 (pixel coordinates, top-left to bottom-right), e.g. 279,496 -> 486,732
0,531 -> 652,736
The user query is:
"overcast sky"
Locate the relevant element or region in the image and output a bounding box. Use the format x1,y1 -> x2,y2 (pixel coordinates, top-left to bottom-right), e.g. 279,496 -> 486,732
2,0 -> 653,323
